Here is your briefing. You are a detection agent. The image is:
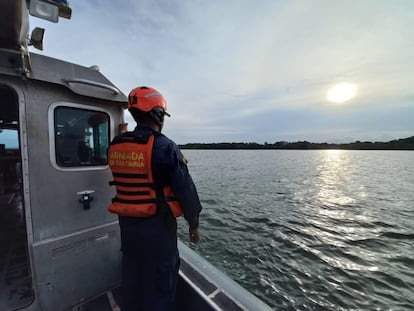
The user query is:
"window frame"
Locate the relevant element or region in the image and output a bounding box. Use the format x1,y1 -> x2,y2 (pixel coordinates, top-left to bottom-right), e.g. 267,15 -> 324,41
48,102 -> 112,171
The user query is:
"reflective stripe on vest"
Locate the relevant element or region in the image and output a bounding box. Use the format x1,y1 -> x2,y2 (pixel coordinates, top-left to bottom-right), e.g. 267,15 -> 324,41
108,134 -> 183,218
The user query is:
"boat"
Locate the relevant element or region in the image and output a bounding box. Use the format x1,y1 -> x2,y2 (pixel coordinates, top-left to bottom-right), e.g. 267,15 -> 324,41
0,1 -> 273,310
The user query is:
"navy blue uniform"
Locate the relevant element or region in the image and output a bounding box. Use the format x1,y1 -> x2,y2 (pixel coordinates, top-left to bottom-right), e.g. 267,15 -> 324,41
118,126 -> 202,311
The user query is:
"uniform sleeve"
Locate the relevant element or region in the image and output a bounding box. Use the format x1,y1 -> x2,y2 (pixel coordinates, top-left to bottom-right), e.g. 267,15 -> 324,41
153,136 -> 202,229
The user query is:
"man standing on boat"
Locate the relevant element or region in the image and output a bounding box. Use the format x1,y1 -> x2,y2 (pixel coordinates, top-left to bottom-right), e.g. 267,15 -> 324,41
107,86 -> 202,311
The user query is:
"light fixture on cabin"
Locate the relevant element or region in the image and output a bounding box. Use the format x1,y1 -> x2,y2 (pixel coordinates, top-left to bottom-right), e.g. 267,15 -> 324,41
28,0 -> 72,23
29,27 -> 45,50
29,0 -> 59,23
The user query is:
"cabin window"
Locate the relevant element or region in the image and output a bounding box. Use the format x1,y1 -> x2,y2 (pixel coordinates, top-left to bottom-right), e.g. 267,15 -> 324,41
0,129 -> 18,149
54,107 -> 109,167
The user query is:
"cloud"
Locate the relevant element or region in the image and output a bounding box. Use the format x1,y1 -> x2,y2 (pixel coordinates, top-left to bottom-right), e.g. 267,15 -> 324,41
29,0 -> 414,143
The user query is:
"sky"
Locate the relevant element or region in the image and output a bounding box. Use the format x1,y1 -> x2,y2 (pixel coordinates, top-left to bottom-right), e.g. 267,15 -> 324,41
29,0 -> 414,144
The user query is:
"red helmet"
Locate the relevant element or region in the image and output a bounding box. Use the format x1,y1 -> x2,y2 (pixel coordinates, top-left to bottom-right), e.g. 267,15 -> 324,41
128,86 -> 170,116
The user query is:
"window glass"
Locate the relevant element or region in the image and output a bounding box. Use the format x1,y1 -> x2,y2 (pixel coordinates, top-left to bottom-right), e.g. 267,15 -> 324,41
0,129 -> 18,149
54,107 -> 109,167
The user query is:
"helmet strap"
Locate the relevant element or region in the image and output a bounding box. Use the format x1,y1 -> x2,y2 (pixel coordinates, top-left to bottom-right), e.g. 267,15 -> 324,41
148,108 -> 165,126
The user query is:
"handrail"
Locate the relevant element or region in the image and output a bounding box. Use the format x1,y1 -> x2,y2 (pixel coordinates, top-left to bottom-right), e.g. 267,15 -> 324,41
62,78 -> 120,95
178,241 -> 274,311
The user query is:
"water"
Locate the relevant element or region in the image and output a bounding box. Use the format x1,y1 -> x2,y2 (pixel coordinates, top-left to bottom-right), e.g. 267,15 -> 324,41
177,150 -> 414,310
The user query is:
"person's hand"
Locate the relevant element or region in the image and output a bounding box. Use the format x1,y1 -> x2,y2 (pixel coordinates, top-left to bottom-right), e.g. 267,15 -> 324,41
119,123 -> 128,133
189,228 -> 200,243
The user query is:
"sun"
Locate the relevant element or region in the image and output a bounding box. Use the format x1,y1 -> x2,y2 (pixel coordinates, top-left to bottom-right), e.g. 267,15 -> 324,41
326,82 -> 357,103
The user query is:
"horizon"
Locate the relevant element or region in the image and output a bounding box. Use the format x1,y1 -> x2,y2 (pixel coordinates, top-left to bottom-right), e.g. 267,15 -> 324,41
178,135 -> 414,146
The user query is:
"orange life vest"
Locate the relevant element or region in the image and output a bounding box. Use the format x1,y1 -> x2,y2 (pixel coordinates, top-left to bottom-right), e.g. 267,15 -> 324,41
108,133 -> 183,218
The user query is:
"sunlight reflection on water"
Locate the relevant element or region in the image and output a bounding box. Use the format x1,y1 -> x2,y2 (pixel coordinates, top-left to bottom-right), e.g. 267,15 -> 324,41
179,150 -> 414,310
316,150 -> 358,206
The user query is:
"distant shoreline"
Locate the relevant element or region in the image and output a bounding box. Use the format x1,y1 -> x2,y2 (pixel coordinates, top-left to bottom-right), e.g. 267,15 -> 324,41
179,136 -> 414,150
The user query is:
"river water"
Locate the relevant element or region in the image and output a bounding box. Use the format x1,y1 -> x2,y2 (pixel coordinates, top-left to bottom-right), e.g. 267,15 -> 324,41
177,150 -> 414,310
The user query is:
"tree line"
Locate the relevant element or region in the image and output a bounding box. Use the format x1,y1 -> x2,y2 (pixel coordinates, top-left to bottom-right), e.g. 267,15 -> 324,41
179,136 -> 414,150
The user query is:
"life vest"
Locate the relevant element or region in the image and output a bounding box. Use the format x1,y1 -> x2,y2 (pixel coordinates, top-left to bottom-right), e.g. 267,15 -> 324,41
108,132 -> 183,218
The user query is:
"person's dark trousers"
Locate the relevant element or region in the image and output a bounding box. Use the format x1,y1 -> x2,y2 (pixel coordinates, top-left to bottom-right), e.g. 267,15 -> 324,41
118,213 -> 179,311
121,251 -> 179,311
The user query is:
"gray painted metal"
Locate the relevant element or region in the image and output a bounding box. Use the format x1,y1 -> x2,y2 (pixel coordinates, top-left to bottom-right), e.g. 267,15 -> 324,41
1,6 -> 128,303
29,53 -> 127,103
0,73 -> 126,310
0,0 -> 29,48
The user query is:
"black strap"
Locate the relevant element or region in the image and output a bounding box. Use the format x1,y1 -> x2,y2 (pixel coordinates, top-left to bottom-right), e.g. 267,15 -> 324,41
109,181 -> 155,188
112,197 -> 158,204
112,172 -> 148,179
110,132 -> 150,145
116,190 -> 150,196
110,130 -> 164,146
164,196 -> 178,202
